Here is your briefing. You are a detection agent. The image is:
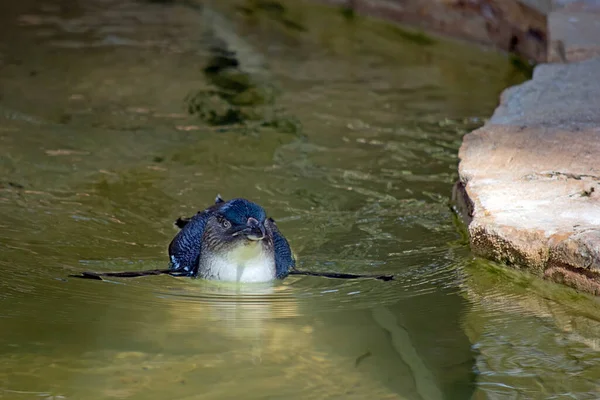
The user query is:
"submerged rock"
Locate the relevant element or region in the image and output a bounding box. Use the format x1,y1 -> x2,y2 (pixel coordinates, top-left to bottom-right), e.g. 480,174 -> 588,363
237,0 -> 307,32
314,0 -> 547,62
185,5 -> 301,134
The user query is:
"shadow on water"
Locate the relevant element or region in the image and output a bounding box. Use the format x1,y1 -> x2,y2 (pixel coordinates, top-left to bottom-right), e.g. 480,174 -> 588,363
3,0 -> 595,399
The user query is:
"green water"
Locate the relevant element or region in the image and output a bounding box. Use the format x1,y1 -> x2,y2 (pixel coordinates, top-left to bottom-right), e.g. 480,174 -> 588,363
1,0 -> 599,399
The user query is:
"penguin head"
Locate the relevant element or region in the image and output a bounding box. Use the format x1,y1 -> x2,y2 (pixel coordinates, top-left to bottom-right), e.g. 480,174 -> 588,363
203,197 -> 270,252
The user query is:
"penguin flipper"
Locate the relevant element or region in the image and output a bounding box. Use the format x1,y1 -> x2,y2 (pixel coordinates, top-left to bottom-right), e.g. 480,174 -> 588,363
168,210 -> 210,276
266,218 -> 296,279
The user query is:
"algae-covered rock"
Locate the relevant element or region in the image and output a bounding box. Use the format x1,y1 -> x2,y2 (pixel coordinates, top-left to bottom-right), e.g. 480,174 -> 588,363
229,86 -> 274,106
261,113 -> 301,134
185,7 -> 301,135
186,91 -> 245,126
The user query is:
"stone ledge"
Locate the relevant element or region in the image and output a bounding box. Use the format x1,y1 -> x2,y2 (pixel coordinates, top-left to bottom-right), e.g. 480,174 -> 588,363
455,56 -> 600,295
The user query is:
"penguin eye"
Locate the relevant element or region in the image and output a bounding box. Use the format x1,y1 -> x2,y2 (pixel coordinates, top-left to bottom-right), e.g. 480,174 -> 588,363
221,219 -> 231,229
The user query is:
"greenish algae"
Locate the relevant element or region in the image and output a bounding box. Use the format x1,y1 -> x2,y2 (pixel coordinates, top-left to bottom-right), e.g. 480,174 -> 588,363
382,24 -> 437,46
339,3 -> 356,21
509,53 -> 535,79
237,0 -> 307,32
185,7 -> 301,134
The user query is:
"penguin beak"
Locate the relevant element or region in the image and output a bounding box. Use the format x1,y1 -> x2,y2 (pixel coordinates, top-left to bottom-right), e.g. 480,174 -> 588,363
244,217 -> 265,241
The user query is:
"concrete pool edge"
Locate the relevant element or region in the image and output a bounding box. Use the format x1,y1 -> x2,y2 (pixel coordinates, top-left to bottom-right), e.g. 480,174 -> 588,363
453,0 -> 600,296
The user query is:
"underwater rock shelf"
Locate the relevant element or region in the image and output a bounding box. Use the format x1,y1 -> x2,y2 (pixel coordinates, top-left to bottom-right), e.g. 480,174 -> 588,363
454,0 -> 600,295
314,0 -> 548,62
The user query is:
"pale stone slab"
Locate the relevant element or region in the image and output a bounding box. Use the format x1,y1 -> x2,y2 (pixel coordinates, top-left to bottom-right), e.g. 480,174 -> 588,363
456,57 -> 600,294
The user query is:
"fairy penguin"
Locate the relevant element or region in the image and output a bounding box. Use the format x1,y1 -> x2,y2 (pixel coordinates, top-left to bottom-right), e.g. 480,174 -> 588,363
168,195 -> 295,282
71,195 -> 393,282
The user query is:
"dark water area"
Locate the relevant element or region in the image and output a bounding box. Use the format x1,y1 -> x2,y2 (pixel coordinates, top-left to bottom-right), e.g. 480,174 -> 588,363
1,0 -> 600,399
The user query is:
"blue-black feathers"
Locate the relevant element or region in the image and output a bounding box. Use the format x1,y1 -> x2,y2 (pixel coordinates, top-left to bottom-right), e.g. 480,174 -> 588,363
168,210 -> 210,276
219,198 -> 267,226
168,196 -> 294,279
268,218 -> 296,279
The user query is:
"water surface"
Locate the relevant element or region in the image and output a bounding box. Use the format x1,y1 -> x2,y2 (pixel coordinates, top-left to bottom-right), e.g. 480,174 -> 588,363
1,0 -> 599,399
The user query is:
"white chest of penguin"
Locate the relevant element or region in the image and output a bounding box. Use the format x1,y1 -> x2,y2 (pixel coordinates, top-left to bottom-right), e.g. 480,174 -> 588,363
203,241 -> 276,282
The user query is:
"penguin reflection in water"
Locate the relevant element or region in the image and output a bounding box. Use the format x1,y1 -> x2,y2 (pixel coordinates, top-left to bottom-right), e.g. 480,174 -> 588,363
75,195 -> 393,282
